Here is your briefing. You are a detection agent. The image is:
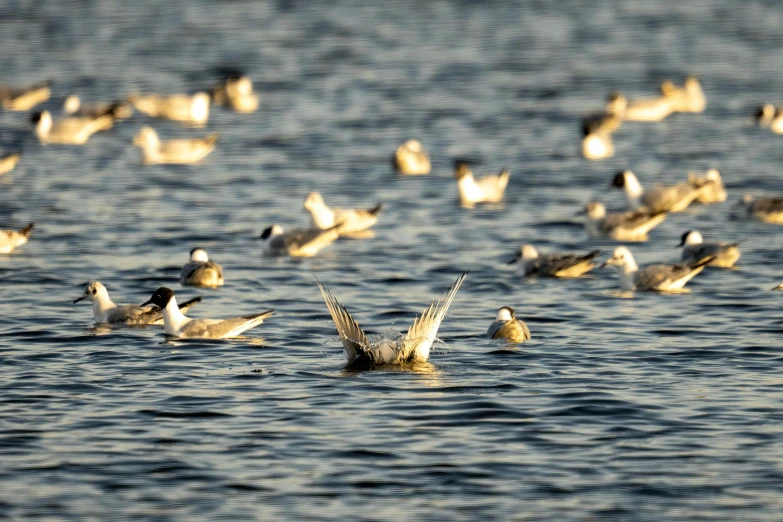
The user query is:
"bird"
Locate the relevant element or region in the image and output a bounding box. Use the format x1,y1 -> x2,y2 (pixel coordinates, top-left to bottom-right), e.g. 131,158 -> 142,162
0,153 -> 21,176
688,169 -> 726,203
659,76 -> 706,113
580,202 -> 667,241
132,126 -> 218,165
754,104 -> 783,134
509,244 -> 601,278
0,80 -> 51,111
31,110 -> 115,145
487,307 -> 530,343
678,230 -> 741,268
316,272 -> 467,368
63,95 -> 133,120
0,223 -> 34,253
73,282 -> 202,325
772,282 -> 783,291
128,92 -> 210,126
211,75 -> 259,113
303,192 -> 382,239
606,91 -> 674,122
581,112 -> 621,160
260,223 -> 342,257
141,287 -> 273,339
601,246 -> 714,292
731,195 -> 783,224
180,248 -> 224,288
610,170 -> 708,212
392,140 -> 431,175
454,161 -> 509,207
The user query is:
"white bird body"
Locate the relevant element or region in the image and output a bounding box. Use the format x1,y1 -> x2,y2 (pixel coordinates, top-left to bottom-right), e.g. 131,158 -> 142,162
454,163 -> 509,207
0,223 -> 34,254
304,192 -> 382,238
180,248 -> 224,288
603,246 -> 712,292
317,272 -> 467,367
212,76 -> 259,113
607,92 -> 674,122
582,202 -> 666,241
73,282 -> 201,325
129,92 -> 210,126
487,307 -> 530,343
142,287 -> 273,339
393,140 -> 431,175
582,131 -> 614,160
261,224 -> 341,257
133,126 -> 217,164
33,110 -> 114,145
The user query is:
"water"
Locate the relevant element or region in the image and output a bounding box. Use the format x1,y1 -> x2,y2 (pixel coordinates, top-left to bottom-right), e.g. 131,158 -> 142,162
2,0 -> 783,519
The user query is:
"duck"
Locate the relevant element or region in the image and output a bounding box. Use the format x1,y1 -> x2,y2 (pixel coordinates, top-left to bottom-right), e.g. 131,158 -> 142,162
316,272 -> 467,368
260,223 -> 342,257
180,248 -> 224,288
0,223 -> 34,253
32,110 -> 116,145
63,95 -> 133,120
73,282 -> 202,325
731,194 -> 783,224
129,92 -> 210,126
303,192 -> 382,238
212,75 -> 259,113
486,307 -> 530,343
610,170 -> 708,212
141,287 -> 273,339
454,161 -> 509,207
601,246 -> 714,292
509,244 -> 600,278
392,140 -> 431,175
580,202 -> 666,241
606,91 -> 674,122
678,230 -> 741,268
0,81 -> 51,111
132,126 -> 218,165
0,153 -> 21,176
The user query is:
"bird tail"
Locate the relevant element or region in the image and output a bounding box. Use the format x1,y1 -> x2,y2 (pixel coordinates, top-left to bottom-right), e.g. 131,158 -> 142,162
497,168 -> 510,191
204,133 -> 220,146
366,203 -> 383,216
177,296 -> 203,314
19,223 -> 34,238
242,310 -> 275,324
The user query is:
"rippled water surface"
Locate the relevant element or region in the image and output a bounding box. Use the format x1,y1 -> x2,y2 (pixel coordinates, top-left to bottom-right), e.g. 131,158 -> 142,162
2,1 -> 783,520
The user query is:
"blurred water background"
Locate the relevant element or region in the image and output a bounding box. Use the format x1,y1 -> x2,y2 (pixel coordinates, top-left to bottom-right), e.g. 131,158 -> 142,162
2,0 -> 783,520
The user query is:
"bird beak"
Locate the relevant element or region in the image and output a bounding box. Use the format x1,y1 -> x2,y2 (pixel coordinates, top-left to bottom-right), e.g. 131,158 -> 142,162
140,298 -> 153,307
507,258 -> 518,265
574,209 -> 586,217
72,296 -> 85,304
599,257 -> 617,269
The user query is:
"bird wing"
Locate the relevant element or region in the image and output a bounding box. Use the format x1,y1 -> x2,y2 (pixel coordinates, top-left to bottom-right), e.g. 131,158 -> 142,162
180,311 -> 273,339
401,271 -> 468,360
547,250 -> 601,276
181,262 -> 223,283
107,305 -> 160,325
754,198 -> 783,214
642,183 -> 698,211
316,278 -> 371,363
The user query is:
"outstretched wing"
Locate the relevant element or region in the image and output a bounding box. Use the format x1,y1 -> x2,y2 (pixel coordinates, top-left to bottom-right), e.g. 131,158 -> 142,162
316,278 -> 370,362
402,271 -> 468,360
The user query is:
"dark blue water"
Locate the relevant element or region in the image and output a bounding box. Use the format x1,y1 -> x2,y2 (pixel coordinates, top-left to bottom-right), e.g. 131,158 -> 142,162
2,1 -> 783,520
